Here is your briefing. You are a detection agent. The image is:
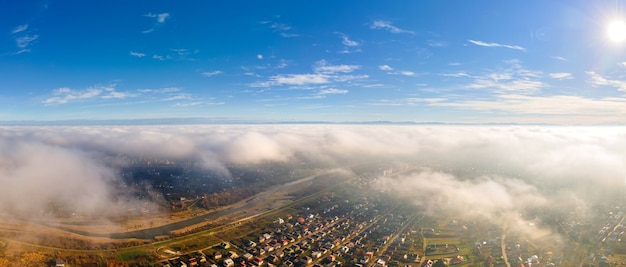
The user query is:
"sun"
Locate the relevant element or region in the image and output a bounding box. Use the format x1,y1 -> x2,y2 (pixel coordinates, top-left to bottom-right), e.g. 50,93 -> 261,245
608,20 -> 626,42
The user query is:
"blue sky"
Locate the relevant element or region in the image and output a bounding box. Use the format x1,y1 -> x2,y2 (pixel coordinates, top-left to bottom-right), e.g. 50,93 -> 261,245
3,0 -> 626,123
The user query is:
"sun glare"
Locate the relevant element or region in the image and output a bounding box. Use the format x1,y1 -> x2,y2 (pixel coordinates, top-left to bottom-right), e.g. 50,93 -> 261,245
608,20 -> 626,42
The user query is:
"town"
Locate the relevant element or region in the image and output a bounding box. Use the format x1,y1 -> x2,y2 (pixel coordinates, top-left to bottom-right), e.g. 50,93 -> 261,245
1,159 -> 625,267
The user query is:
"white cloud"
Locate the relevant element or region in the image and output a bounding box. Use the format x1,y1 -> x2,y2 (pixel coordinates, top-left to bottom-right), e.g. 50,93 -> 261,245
280,32 -> 299,38
441,72 -> 471,78
157,13 -> 170,23
300,88 -> 350,99
144,12 -> 170,23
372,97 -> 447,106
378,65 -> 415,77
370,20 -> 414,34
129,51 -> 146,58
250,60 -> 367,88
332,74 -> 369,82
11,24 -> 28,34
257,54 -> 263,59
379,65 -> 393,71
271,23 -> 291,31
466,78 -> 544,93
427,40 -> 448,47
44,87 -> 103,105
458,61 -> 544,94
318,88 -> 348,95
586,71 -> 626,91
549,72 -> 573,80
552,56 -> 567,61
153,54 -> 172,60
138,87 -> 181,94
276,59 -> 289,69
468,39 -> 526,51
265,22 -> 298,37
143,12 -> 170,33
102,91 -> 132,99
163,94 -> 192,101
314,60 -> 360,74
336,33 -> 359,46
173,102 -> 203,107
3,123 -> 626,242
16,35 -> 38,49
43,85 -> 133,105
271,74 -> 330,85
435,94 -> 626,116
171,48 -> 190,56
202,71 -> 223,77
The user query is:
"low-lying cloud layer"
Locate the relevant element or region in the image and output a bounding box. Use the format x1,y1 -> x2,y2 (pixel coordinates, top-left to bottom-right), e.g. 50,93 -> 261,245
0,125 -> 624,235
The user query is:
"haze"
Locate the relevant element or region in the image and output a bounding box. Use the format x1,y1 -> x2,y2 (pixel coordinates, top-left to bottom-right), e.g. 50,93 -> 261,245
1,125 -> 624,222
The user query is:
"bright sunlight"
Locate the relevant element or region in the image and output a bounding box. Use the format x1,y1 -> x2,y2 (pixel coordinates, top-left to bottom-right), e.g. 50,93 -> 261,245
608,20 -> 626,42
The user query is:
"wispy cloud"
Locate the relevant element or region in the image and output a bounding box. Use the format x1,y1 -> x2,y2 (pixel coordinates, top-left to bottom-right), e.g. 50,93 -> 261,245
549,72 -> 573,80
441,72 -> 471,78
15,34 -> 39,54
458,61 -> 544,94
334,32 -> 361,54
271,23 -> 291,31
468,39 -> 526,51
372,97 -> 447,106
163,93 -> 192,101
143,12 -> 170,33
379,65 -> 393,71
43,85 -> 134,105
129,51 -> 146,58
270,74 -> 330,85
144,12 -> 170,23
262,21 -> 299,37
11,24 -> 28,34
552,56 -> 567,61
276,59 -> 289,69
586,71 -> 626,91
427,40 -> 448,47
319,88 -> 348,96
251,59 -> 367,88
252,72 -> 368,88
378,64 -> 415,76
435,94 -> 626,116
137,87 -> 180,94
336,32 -> 359,47
173,100 -> 224,107
299,88 -> 349,99
370,20 -> 414,34
101,91 -> 132,99
314,60 -> 360,74
152,54 -> 172,60
202,71 -> 223,77
171,48 -> 190,56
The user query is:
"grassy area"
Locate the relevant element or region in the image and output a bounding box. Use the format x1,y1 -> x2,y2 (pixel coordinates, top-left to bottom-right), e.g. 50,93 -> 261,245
116,249 -> 147,261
